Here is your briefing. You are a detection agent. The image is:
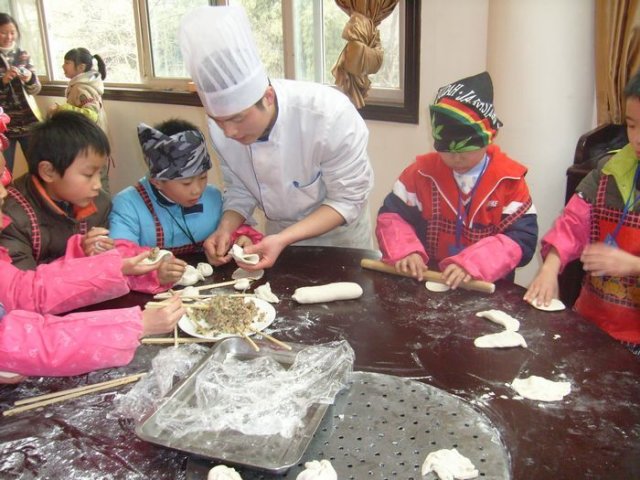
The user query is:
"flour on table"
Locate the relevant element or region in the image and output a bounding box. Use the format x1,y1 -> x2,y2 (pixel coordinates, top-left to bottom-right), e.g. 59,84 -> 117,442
531,298 -> 566,312
208,464 -> 243,480
511,375 -> 571,402
254,282 -> 279,303
421,448 -> 478,479
425,281 -> 450,292
476,309 -> 520,331
230,244 -> 259,265
474,330 -> 527,348
296,459 -> 337,480
233,278 -> 251,291
232,268 -> 264,281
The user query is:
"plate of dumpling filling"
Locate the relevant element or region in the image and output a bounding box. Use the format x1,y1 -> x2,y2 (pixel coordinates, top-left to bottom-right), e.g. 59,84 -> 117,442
179,296 -> 276,340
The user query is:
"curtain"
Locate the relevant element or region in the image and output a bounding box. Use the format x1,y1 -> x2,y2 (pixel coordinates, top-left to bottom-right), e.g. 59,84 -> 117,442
595,0 -> 640,124
331,0 -> 399,108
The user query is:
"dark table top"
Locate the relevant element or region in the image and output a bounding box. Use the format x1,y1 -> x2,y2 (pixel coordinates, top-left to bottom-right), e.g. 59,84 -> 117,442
1,246 -> 639,479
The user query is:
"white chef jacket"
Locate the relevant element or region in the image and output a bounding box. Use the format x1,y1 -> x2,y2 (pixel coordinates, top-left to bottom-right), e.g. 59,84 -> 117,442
208,79 -> 374,248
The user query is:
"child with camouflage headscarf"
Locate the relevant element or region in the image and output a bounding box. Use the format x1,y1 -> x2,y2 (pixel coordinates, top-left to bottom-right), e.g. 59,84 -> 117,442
109,119 -> 261,257
376,72 -> 538,289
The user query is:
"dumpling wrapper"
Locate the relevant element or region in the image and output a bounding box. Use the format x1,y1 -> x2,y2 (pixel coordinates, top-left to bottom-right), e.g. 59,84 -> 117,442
511,375 -> 571,402
474,330 -> 527,348
232,268 -> 264,281
421,448 -> 478,479
425,281 -> 450,292
531,298 -> 566,312
230,244 -> 259,265
476,309 -> 520,331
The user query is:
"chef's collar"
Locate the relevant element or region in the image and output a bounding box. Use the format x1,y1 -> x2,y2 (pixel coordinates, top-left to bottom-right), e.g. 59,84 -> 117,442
150,181 -> 203,214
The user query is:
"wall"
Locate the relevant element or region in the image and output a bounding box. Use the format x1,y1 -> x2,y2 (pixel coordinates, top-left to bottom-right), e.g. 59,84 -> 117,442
21,0 -> 595,288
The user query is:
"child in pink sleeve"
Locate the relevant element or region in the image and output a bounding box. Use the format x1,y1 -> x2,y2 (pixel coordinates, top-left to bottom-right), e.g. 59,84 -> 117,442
0,139 -> 185,381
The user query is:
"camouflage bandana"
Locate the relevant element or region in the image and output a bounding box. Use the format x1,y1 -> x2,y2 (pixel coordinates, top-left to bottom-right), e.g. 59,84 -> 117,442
137,123 -> 212,180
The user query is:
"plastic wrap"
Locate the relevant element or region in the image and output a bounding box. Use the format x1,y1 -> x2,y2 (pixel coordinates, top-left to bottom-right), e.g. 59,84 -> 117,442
146,340 -> 354,439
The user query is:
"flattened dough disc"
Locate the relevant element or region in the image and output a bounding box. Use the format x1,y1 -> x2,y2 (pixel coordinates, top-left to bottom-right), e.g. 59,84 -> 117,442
232,267 -> 264,280
425,281 -> 450,292
531,298 -> 566,312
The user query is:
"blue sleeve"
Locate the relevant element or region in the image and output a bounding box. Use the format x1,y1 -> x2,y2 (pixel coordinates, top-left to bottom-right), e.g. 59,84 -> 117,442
109,190 -> 144,244
502,213 -> 538,267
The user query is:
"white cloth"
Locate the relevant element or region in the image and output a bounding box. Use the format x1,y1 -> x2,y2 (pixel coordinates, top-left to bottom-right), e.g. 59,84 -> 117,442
209,79 -> 374,248
179,5 -> 269,117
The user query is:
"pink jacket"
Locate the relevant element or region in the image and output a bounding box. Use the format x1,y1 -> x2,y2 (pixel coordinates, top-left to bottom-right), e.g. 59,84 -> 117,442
0,245 -> 145,376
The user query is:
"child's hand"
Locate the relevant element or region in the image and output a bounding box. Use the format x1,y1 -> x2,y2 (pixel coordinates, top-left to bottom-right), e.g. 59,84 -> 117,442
394,253 -> 428,281
82,227 -> 115,256
523,266 -> 559,308
234,235 -> 253,248
204,231 -> 233,266
141,295 -> 185,336
121,250 -> 159,276
15,66 -> 32,83
441,263 -> 471,290
157,255 -> 188,285
581,242 -> 640,277
0,372 -> 26,384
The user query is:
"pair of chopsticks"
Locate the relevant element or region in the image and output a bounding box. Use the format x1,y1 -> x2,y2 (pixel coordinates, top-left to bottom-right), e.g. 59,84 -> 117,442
3,372 -> 146,417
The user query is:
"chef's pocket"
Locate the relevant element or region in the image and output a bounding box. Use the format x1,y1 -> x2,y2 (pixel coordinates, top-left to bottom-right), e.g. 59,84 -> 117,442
292,171 -> 324,200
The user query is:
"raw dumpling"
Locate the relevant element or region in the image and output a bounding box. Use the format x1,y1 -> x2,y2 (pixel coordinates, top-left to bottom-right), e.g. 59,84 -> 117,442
475,310 -> 520,331
296,460 -> 337,480
511,375 -> 571,402
422,448 -> 478,479
207,464 -> 243,480
234,278 -> 251,291
176,264 -> 205,286
255,282 -> 279,303
197,262 -> 214,277
474,330 -> 527,348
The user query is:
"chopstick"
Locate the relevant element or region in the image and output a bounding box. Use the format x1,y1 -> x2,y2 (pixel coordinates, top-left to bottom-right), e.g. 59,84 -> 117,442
248,327 -> 292,350
141,337 -> 217,344
4,372 -> 146,416
241,333 -> 260,352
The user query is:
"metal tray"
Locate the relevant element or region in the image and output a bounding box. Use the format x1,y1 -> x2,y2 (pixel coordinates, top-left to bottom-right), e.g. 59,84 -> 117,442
135,337 -> 331,474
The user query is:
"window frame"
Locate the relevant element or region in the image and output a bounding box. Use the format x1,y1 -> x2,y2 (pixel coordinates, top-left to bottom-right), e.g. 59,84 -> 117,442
37,0 -> 420,124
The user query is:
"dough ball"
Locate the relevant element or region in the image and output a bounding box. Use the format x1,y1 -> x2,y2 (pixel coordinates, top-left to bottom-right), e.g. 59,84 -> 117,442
296,459 -> 337,480
233,278 -> 251,291
196,262 -> 214,277
425,281 -> 450,292
422,448 -> 478,479
232,268 -> 264,280
208,464 -> 243,480
531,298 -> 566,312
292,282 -> 363,304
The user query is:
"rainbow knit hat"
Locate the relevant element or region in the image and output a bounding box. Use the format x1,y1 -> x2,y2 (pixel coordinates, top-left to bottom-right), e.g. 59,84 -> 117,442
429,71 -> 502,152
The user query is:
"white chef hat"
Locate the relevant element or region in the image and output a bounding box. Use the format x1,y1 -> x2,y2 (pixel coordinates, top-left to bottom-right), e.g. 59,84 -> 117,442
179,5 -> 269,118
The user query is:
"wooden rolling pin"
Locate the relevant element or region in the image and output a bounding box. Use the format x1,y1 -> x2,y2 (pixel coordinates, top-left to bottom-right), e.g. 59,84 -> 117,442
360,258 -> 496,294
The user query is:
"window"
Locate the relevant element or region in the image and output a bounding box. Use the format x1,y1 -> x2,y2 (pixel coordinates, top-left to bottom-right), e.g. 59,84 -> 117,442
5,0 -> 420,123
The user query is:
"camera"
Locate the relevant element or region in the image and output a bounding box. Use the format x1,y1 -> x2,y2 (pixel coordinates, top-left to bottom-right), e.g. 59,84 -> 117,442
17,66 -> 28,76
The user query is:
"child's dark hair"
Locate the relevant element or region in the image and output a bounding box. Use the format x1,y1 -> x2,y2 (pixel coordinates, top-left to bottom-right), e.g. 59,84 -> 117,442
27,111 -> 110,178
64,47 -> 107,80
624,70 -> 640,99
154,118 -> 200,136
0,13 -> 20,40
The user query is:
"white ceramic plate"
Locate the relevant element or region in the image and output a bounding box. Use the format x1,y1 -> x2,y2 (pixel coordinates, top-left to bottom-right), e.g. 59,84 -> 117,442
179,297 -> 276,340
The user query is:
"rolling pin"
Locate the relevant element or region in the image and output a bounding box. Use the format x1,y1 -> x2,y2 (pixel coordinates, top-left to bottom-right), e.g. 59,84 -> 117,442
360,258 -> 496,294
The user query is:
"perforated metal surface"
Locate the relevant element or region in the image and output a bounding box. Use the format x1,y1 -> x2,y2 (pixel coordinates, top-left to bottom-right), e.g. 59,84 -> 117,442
187,372 -> 510,479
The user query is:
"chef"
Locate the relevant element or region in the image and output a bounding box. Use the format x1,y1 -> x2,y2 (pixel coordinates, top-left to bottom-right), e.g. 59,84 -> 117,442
179,4 -> 374,270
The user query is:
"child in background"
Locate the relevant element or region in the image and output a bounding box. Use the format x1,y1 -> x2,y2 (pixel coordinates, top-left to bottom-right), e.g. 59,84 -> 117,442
376,72 -> 538,288
525,70 -> 640,354
50,47 -> 110,192
0,13 -> 41,174
0,130 -> 185,382
0,110 -> 186,288
109,119 -> 262,254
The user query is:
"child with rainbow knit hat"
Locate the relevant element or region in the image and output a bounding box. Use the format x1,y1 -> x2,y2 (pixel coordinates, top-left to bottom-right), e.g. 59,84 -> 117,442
376,71 -> 538,289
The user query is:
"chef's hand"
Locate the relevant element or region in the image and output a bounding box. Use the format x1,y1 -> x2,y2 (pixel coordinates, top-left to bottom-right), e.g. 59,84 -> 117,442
242,234 -> 287,270
442,263 -> 471,290
394,253 -> 428,281
581,242 -> 640,277
203,230 -> 233,266
157,255 -> 187,285
82,227 -> 115,256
